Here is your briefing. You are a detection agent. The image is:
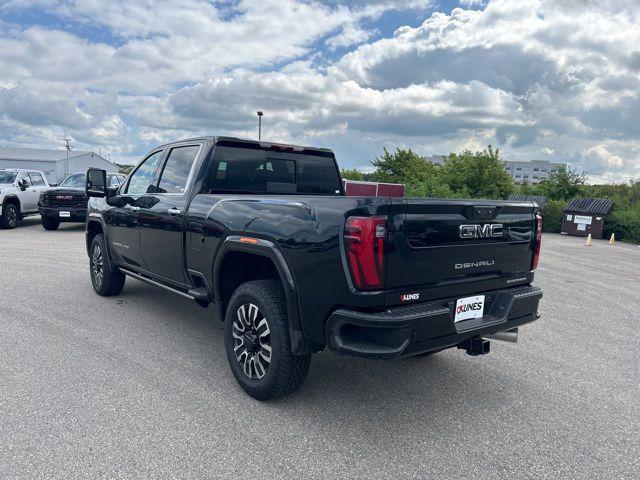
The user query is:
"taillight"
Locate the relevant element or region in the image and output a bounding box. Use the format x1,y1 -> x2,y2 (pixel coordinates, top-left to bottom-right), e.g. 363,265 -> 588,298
344,216 -> 387,290
532,214 -> 543,270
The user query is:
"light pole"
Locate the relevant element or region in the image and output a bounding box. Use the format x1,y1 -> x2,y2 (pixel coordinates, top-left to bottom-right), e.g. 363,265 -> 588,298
63,138 -> 72,176
257,111 -> 263,140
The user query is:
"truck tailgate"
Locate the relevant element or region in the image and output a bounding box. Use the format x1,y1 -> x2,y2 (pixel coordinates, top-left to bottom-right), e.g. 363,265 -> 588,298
385,199 -> 537,305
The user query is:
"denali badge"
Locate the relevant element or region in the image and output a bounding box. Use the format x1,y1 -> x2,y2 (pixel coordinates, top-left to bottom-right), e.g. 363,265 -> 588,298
455,260 -> 495,270
401,293 -> 420,301
459,223 -> 503,239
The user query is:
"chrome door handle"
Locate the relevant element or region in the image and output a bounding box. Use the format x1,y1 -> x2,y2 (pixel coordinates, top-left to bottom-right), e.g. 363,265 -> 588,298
131,206 -> 140,211
167,207 -> 181,215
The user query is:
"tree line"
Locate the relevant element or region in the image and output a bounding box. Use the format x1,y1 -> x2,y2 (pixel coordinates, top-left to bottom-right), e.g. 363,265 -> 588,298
341,147 -> 640,244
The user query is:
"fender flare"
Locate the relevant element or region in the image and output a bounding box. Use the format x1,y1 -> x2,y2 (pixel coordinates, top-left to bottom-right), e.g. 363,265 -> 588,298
213,236 -> 314,355
2,195 -> 21,212
86,215 -> 118,273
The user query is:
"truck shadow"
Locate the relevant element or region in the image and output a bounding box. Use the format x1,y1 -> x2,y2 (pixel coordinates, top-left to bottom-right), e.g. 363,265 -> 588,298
278,350 -> 524,435
117,280 -> 527,435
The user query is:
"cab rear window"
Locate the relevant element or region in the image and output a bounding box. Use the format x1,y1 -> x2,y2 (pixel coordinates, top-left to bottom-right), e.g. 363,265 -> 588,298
204,146 -> 342,195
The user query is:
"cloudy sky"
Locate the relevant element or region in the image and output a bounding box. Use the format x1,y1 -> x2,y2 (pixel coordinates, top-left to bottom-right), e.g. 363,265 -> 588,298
0,0 -> 639,182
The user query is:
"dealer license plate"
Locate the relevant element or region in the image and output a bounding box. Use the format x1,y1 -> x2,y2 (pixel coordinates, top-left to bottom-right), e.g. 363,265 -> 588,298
59,211 -> 71,218
454,295 -> 485,323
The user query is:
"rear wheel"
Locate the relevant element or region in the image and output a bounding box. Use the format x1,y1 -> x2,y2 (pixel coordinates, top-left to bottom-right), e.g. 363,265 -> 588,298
41,216 -> 60,230
1,203 -> 18,229
224,279 -> 310,400
89,234 -> 125,296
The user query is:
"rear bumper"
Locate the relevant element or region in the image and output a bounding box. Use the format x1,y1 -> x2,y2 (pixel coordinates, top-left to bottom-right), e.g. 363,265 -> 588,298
38,205 -> 87,222
326,285 -> 542,358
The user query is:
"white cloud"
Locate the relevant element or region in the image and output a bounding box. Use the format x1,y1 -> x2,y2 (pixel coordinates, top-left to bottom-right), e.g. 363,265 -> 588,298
0,0 -> 638,179
459,0 -> 486,8
582,141 -> 638,176
326,23 -> 375,50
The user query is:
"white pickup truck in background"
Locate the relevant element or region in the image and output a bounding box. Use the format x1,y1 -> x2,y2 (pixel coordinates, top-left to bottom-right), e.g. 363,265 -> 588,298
0,168 -> 50,229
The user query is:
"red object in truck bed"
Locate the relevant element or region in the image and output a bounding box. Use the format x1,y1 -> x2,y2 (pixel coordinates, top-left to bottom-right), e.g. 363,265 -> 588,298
343,180 -> 405,197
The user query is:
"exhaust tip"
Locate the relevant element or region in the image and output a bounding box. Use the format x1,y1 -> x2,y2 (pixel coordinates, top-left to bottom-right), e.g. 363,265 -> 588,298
484,328 -> 518,343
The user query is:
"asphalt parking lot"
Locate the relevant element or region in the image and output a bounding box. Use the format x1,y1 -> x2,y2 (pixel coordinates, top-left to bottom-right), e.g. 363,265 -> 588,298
1,217 -> 639,479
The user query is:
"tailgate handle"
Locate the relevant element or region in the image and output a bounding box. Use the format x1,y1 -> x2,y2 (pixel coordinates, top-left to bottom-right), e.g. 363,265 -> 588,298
471,206 -> 496,219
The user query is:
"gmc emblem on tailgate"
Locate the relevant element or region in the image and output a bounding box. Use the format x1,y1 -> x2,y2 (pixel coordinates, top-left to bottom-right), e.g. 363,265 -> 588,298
459,224 -> 503,239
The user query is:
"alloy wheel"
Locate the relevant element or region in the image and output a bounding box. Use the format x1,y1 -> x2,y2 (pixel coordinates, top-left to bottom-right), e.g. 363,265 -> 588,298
92,244 -> 104,287
6,206 -> 17,228
232,303 -> 272,379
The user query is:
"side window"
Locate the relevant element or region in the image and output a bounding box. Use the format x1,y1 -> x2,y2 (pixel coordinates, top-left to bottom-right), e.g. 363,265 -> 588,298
126,150 -> 164,194
108,175 -> 121,187
28,172 -> 45,186
156,145 -> 199,194
19,173 -> 32,187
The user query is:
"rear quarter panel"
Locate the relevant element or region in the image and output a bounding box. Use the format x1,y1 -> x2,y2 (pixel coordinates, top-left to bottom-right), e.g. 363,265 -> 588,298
186,194 -> 400,346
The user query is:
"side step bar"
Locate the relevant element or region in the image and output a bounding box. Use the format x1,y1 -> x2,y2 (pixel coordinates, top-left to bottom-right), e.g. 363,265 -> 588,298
119,268 -> 211,306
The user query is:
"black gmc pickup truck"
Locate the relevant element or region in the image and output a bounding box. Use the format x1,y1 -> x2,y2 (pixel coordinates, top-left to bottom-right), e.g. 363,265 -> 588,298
84,136 -> 543,400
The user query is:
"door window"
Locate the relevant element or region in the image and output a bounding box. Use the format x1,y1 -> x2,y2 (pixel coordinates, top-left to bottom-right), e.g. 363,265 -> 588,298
156,145 -> 199,194
126,150 -> 164,194
19,173 -> 32,187
28,172 -> 46,186
108,174 -> 122,187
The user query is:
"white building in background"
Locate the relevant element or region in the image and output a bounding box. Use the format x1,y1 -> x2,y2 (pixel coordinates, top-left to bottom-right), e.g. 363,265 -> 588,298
502,159 -> 565,184
426,155 -> 448,165
425,155 -> 564,184
0,147 -> 117,185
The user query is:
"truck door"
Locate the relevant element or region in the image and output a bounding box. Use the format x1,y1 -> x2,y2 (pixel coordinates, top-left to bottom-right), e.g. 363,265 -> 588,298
104,149 -> 164,268
27,172 -> 48,206
17,172 -> 38,212
138,143 -> 201,286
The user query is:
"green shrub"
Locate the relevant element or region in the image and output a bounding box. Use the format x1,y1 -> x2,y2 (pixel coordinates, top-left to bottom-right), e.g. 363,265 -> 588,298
406,178 -> 468,198
603,208 -> 640,245
542,199 -> 564,233
341,168 -> 364,181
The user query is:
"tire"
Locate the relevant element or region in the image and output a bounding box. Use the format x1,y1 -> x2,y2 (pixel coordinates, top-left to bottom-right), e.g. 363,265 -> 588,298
89,234 -> 125,296
41,216 -> 60,230
1,203 -> 18,229
224,279 -> 310,400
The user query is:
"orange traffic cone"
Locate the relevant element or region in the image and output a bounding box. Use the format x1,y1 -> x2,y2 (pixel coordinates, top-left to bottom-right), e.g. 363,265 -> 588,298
585,233 -> 592,247
609,233 -> 615,246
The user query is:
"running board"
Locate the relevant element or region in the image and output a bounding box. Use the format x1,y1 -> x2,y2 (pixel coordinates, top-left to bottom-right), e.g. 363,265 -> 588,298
188,287 -> 211,303
119,268 -> 196,301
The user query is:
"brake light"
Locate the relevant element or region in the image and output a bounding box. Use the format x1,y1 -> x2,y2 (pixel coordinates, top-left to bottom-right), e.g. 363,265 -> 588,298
344,216 -> 387,290
532,214 -> 543,270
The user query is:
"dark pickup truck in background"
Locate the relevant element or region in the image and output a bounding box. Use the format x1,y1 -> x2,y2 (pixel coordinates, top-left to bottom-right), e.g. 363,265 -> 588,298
84,136 -> 543,400
39,172 -> 125,230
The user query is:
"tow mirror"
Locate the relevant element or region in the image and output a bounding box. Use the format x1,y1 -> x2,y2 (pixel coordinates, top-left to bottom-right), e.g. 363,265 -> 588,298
86,168 -> 107,198
18,180 -> 27,191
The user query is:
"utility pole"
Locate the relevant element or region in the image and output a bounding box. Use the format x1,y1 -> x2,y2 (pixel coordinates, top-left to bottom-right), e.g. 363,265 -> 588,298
62,138 -> 72,176
257,111 -> 263,141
